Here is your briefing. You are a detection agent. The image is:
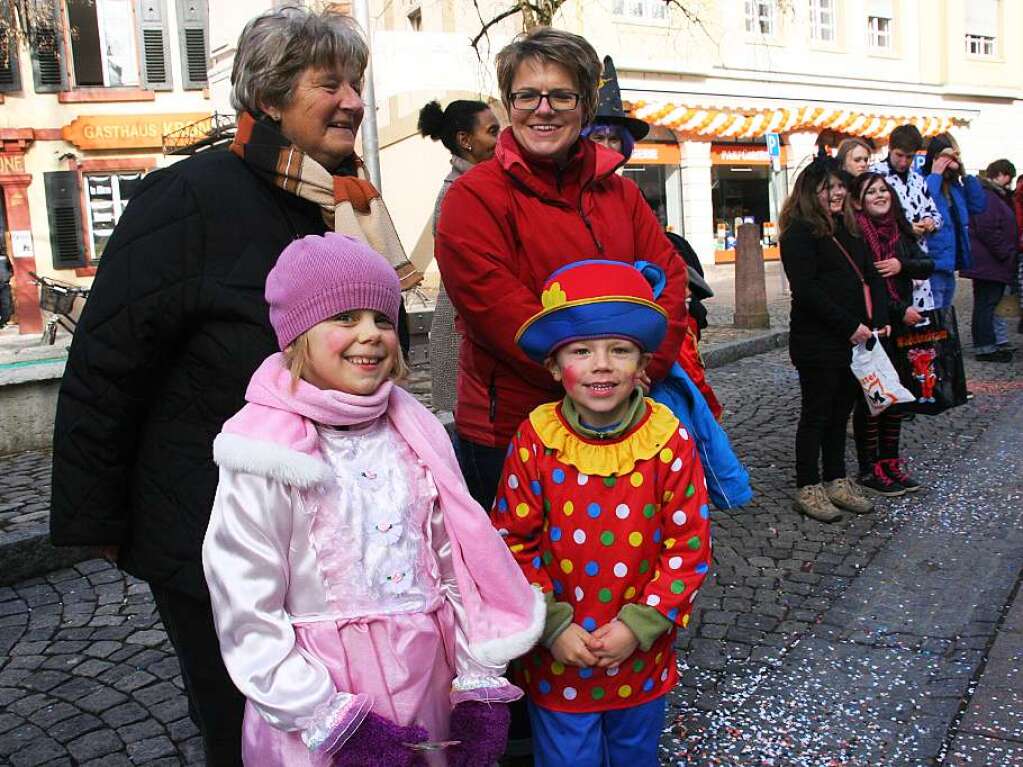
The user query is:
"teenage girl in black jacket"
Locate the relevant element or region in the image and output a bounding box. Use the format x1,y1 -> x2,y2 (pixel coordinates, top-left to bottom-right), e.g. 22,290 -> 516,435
780,159 -> 889,521
849,171 -> 934,496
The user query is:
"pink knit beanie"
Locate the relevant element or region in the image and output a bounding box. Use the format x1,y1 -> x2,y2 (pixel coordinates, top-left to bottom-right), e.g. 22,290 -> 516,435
266,233 -> 401,350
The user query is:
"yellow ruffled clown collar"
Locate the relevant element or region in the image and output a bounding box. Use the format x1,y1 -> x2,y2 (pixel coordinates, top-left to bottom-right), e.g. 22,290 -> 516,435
528,398 -> 680,476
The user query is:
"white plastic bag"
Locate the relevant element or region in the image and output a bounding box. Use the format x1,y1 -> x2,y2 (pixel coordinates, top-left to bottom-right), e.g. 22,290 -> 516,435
851,332 -> 916,416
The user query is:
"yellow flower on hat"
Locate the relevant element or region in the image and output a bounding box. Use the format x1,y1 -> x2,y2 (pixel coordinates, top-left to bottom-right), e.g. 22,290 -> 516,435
541,281 -> 567,309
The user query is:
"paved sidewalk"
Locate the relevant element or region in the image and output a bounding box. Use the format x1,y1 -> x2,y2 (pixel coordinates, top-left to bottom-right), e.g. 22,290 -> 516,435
2,283 -> 1021,766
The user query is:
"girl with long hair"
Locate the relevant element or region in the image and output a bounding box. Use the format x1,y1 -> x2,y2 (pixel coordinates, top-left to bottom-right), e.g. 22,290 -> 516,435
779,160 -> 889,521
848,172 -> 934,495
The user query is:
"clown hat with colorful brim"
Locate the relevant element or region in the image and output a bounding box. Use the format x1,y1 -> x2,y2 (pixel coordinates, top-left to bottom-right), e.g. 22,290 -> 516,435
515,259 -> 668,363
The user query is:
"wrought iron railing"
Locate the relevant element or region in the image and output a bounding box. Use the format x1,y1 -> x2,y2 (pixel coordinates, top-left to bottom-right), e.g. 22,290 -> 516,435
162,112 -> 236,156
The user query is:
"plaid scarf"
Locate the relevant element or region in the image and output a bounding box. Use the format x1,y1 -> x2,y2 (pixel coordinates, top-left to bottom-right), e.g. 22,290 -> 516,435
854,210 -> 901,301
230,112 -> 421,289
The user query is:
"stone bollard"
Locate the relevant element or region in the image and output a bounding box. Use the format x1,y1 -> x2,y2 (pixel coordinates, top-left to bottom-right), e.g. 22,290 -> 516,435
733,223 -> 770,329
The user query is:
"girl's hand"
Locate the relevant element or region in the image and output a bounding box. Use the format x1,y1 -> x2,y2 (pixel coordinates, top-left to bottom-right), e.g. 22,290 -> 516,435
875,258 -> 902,277
931,155 -> 954,176
850,324 -> 872,345
550,624 -> 601,668
920,217 -> 937,232
903,307 -> 923,326
590,621 -> 639,668
876,325 -> 891,338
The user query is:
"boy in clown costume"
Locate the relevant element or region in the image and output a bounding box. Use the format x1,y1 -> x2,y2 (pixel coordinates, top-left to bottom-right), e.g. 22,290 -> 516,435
492,259 -> 712,766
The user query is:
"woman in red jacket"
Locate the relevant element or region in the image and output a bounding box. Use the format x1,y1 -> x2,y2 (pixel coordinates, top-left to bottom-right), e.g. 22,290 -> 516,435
434,28 -> 687,512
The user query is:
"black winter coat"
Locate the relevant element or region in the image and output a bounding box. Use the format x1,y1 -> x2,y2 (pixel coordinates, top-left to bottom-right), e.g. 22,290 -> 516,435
50,149 -> 407,599
780,218 -> 889,368
886,237 -> 934,330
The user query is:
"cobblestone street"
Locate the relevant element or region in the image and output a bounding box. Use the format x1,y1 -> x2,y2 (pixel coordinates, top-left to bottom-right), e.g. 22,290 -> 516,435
1,296 -> 1022,765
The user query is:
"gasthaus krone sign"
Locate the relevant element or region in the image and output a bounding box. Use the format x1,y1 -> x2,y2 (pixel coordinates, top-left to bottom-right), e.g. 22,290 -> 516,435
61,114 -> 213,151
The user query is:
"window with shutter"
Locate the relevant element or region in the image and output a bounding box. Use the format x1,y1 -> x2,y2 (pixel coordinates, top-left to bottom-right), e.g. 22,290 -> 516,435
137,0 -> 172,89
44,171 -> 86,269
176,0 -> 208,90
31,0 -> 68,93
0,1 -> 22,92
0,42 -> 20,92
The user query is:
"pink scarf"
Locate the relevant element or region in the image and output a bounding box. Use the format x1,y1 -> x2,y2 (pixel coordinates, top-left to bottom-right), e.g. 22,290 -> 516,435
224,354 -> 543,665
855,210 -> 901,301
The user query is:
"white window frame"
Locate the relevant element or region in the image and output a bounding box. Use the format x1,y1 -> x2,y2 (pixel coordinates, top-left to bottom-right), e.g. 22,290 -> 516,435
745,0 -> 777,36
867,15 -> 892,50
808,0 -> 836,43
964,33 -> 996,57
612,0 -> 667,22
84,171 -> 144,263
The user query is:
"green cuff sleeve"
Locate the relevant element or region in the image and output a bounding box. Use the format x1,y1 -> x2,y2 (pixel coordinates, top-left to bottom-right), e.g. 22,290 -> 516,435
541,593 -> 574,649
617,603 -> 673,652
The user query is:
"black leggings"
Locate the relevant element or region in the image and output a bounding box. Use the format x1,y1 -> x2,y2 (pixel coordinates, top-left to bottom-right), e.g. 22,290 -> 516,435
795,365 -> 860,487
852,397 -> 903,475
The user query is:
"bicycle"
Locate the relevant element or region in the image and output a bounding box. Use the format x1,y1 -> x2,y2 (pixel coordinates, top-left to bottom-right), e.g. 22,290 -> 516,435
29,272 -> 90,345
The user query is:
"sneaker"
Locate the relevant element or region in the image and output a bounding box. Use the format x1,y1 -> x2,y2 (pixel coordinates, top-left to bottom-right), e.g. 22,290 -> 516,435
881,458 -> 921,493
976,350 -> 1013,363
858,462 -> 906,497
793,483 -> 843,522
825,477 -> 876,514
997,342 -> 1017,352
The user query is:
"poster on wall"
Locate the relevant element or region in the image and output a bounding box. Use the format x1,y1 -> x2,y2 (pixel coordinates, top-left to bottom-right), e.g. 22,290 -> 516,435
10,231 -> 33,259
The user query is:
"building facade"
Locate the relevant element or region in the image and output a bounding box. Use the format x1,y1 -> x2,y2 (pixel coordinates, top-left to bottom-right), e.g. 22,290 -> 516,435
360,0 -> 1023,276
0,0 -> 212,333
3,0 -> 1021,333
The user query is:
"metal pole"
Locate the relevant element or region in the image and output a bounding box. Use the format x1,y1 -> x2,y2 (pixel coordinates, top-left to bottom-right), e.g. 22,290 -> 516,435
353,0 -> 382,191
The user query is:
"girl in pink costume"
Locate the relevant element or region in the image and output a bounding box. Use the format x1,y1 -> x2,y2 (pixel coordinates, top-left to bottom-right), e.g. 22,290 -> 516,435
202,232 -> 543,766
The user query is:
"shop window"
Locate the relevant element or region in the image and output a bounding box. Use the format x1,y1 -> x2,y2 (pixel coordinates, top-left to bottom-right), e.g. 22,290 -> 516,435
66,0 -> 141,87
745,0 -> 776,36
868,16 -> 892,50
809,0 -> 836,42
964,0 -> 998,57
85,172 -> 144,263
612,0 -> 666,21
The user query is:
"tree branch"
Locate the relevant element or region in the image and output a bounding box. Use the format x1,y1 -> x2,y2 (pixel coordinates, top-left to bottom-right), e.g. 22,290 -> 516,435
470,2 -> 526,55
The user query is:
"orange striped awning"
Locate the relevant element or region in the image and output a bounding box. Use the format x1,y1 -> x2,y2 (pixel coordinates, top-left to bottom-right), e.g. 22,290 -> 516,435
625,101 -> 968,140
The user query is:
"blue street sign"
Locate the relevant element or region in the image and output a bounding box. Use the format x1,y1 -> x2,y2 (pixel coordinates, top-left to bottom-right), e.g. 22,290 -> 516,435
765,132 -> 781,157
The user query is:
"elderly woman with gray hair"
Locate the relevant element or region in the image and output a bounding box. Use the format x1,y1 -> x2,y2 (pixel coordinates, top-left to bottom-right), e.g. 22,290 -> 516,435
49,7 -> 417,764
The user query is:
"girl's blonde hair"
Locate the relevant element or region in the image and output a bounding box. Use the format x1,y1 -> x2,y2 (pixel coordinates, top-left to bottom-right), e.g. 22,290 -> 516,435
284,332 -> 410,389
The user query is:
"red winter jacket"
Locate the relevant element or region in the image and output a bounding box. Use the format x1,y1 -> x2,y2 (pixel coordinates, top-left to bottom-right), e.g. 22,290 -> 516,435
435,129 -> 688,447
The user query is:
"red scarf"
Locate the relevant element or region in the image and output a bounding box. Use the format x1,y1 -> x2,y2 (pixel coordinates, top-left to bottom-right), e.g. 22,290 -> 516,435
855,210 -> 901,301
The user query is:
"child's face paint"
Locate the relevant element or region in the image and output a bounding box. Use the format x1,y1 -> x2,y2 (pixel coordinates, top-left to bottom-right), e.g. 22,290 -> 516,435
547,338 -> 649,428
300,309 -> 399,395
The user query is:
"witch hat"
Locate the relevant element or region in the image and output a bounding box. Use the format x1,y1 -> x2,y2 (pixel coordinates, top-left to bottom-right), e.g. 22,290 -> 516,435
595,56 -> 650,141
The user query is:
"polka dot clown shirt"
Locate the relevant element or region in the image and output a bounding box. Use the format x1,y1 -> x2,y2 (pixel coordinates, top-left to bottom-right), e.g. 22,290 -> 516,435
492,398 -> 712,713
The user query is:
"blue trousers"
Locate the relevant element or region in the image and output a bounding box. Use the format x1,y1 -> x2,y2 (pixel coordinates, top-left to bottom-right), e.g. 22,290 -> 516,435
527,695 -> 666,767
930,270 -> 957,309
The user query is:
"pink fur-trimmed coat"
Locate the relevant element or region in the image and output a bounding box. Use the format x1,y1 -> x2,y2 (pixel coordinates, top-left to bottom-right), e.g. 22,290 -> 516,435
202,354 -> 543,762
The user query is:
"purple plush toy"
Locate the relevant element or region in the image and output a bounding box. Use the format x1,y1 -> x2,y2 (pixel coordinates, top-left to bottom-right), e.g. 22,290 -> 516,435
333,712 -> 428,767
446,701 -> 511,767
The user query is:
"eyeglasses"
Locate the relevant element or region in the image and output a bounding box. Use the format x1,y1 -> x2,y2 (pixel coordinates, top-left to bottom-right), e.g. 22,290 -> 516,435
509,90 -> 580,112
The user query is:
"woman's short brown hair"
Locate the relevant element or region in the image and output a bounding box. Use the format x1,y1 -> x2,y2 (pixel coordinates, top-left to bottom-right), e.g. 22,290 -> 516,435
495,28 -> 602,123
284,332 -> 410,389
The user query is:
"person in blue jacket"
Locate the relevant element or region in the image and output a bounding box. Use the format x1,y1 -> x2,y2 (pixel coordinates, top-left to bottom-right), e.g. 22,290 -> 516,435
921,133 -> 987,308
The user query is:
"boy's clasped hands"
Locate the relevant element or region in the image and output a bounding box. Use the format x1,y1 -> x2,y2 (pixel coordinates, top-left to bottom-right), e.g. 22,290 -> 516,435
551,620 -> 639,669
